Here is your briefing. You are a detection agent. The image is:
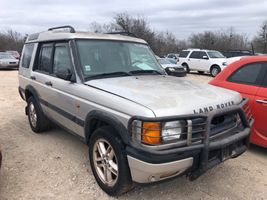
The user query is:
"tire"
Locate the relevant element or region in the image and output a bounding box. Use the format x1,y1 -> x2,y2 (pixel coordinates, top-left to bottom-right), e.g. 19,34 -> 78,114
198,71 -> 204,74
182,63 -> 190,73
210,65 -> 221,77
89,126 -> 133,196
27,96 -> 50,133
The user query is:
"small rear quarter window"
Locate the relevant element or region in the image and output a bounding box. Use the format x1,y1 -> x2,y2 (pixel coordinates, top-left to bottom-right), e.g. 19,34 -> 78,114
21,44 -> 34,68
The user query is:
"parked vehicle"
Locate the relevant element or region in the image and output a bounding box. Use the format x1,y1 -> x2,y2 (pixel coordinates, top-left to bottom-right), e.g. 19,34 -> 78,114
166,53 -> 179,63
0,52 -> 19,69
157,58 -> 186,77
6,50 -> 20,59
209,56 -> 267,148
177,49 -> 227,77
18,26 -> 251,196
221,50 -> 254,58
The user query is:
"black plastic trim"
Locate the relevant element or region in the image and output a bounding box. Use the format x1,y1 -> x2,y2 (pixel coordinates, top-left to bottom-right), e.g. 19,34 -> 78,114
39,98 -> 84,127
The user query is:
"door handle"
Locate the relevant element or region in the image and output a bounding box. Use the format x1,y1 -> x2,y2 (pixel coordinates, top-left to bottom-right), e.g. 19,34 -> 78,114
45,81 -> 53,87
30,76 -> 36,80
256,99 -> 267,104
188,59 -> 190,61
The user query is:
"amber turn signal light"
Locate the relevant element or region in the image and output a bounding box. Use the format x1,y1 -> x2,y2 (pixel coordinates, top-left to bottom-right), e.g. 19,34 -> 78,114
142,122 -> 161,145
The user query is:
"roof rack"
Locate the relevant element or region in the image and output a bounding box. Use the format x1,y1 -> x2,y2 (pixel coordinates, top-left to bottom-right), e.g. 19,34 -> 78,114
106,31 -> 137,38
48,25 -> 76,33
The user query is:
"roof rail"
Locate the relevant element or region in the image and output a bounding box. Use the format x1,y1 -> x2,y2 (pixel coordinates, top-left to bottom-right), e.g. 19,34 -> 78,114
106,31 -> 137,38
48,25 -> 75,33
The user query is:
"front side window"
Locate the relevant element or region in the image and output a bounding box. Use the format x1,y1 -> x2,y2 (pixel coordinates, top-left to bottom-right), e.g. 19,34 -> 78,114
199,51 -> 208,59
228,63 -> 262,85
76,40 -> 164,79
207,51 -> 225,58
21,44 -> 34,68
53,43 -> 72,74
38,44 -> 53,73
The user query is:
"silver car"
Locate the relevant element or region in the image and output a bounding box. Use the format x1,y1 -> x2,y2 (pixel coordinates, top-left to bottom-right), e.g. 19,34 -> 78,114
18,26 -> 252,196
0,52 -> 19,69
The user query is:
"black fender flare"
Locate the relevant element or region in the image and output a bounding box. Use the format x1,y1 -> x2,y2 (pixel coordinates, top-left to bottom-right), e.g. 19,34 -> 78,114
24,85 -> 43,114
84,110 -> 129,145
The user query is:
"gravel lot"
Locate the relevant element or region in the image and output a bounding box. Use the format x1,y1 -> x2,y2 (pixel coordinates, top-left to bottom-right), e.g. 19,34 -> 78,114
0,70 -> 266,200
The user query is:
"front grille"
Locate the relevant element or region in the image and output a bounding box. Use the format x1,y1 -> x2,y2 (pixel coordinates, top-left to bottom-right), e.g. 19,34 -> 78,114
210,113 -> 237,136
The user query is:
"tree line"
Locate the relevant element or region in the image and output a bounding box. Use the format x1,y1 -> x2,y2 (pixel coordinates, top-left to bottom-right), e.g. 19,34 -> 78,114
0,13 -> 266,56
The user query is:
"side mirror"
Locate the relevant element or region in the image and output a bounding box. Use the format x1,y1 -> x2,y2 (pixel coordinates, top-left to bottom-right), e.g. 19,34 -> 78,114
55,68 -> 73,81
203,55 -> 209,59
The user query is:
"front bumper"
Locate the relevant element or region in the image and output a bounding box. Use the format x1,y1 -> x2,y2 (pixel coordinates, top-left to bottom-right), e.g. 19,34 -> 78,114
126,99 -> 251,183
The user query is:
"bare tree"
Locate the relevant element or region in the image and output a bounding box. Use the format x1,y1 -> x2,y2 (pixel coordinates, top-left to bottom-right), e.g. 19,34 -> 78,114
189,28 -> 249,51
252,20 -> 267,53
0,29 -> 25,52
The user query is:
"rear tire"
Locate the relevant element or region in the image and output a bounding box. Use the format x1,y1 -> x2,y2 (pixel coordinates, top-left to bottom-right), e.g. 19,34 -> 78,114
89,126 -> 133,196
27,96 -> 51,133
210,65 -> 221,77
182,63 -> 190,73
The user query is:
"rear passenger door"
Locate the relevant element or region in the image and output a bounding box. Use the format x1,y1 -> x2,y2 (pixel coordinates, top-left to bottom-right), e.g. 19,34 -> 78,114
31,43 -> 54,114
188,51 -> 201,70
32,42 -> 84,137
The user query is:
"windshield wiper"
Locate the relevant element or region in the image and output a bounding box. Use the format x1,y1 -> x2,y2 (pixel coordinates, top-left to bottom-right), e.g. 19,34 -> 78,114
129,69 -> 163,75
85,71 -> 132,80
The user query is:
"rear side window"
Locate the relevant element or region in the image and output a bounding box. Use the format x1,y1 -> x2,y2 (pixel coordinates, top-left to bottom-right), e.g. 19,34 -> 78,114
189,51 -> 200,59
179,51 -> 190,58
21,44 -> 34,68
228,63 -> 262,85
38,44 -> 53,73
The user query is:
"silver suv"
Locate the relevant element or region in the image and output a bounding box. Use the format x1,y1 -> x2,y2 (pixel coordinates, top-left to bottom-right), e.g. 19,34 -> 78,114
18,26 -> 252,196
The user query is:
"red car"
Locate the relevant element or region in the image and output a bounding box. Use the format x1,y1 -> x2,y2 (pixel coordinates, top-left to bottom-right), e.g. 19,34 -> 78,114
209,56 -> 267,148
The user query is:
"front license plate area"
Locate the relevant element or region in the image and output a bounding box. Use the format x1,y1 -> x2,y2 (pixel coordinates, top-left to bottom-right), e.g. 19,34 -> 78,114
221,144 -> 237,161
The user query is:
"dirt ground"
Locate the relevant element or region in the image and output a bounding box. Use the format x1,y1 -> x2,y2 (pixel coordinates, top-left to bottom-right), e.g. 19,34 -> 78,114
0,70 -> 266,200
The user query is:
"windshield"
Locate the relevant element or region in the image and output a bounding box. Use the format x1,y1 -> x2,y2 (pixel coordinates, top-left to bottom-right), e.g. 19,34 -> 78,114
158,58 -> 171,65
76,40 -> 164,79
207,51 -> 225,58
0,53 -> 15,59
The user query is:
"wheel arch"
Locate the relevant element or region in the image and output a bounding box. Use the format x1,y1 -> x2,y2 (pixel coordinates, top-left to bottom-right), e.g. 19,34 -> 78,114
24,85 -> 43,114
210,64 -> 221,71
84,110 -> 129,146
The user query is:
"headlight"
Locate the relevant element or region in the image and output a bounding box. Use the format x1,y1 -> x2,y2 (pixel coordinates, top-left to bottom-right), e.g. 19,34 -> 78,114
131,120 -> 187,145
162,121 -> 186,141
222,62 -> 227,66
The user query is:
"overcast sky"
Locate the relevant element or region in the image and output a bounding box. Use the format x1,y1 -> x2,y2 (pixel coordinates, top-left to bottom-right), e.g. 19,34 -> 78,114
1,0 -> 267,39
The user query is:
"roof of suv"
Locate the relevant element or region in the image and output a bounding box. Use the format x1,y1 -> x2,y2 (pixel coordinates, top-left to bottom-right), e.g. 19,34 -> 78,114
25,28 -> 147,44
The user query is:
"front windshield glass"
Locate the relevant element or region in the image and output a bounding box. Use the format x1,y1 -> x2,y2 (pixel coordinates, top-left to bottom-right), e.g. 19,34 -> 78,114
0,54 -> 14,59
76,40 -> 164,79
158,58 -> 171,65
207,51 -> 225,58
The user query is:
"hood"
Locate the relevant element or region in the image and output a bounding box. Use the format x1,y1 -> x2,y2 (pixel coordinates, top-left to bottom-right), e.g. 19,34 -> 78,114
85,75 -> 242,117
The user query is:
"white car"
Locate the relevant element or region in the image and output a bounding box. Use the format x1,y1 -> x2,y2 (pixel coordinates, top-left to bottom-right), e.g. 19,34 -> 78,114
0,52 -> 19,69
177,49 -> 227,77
